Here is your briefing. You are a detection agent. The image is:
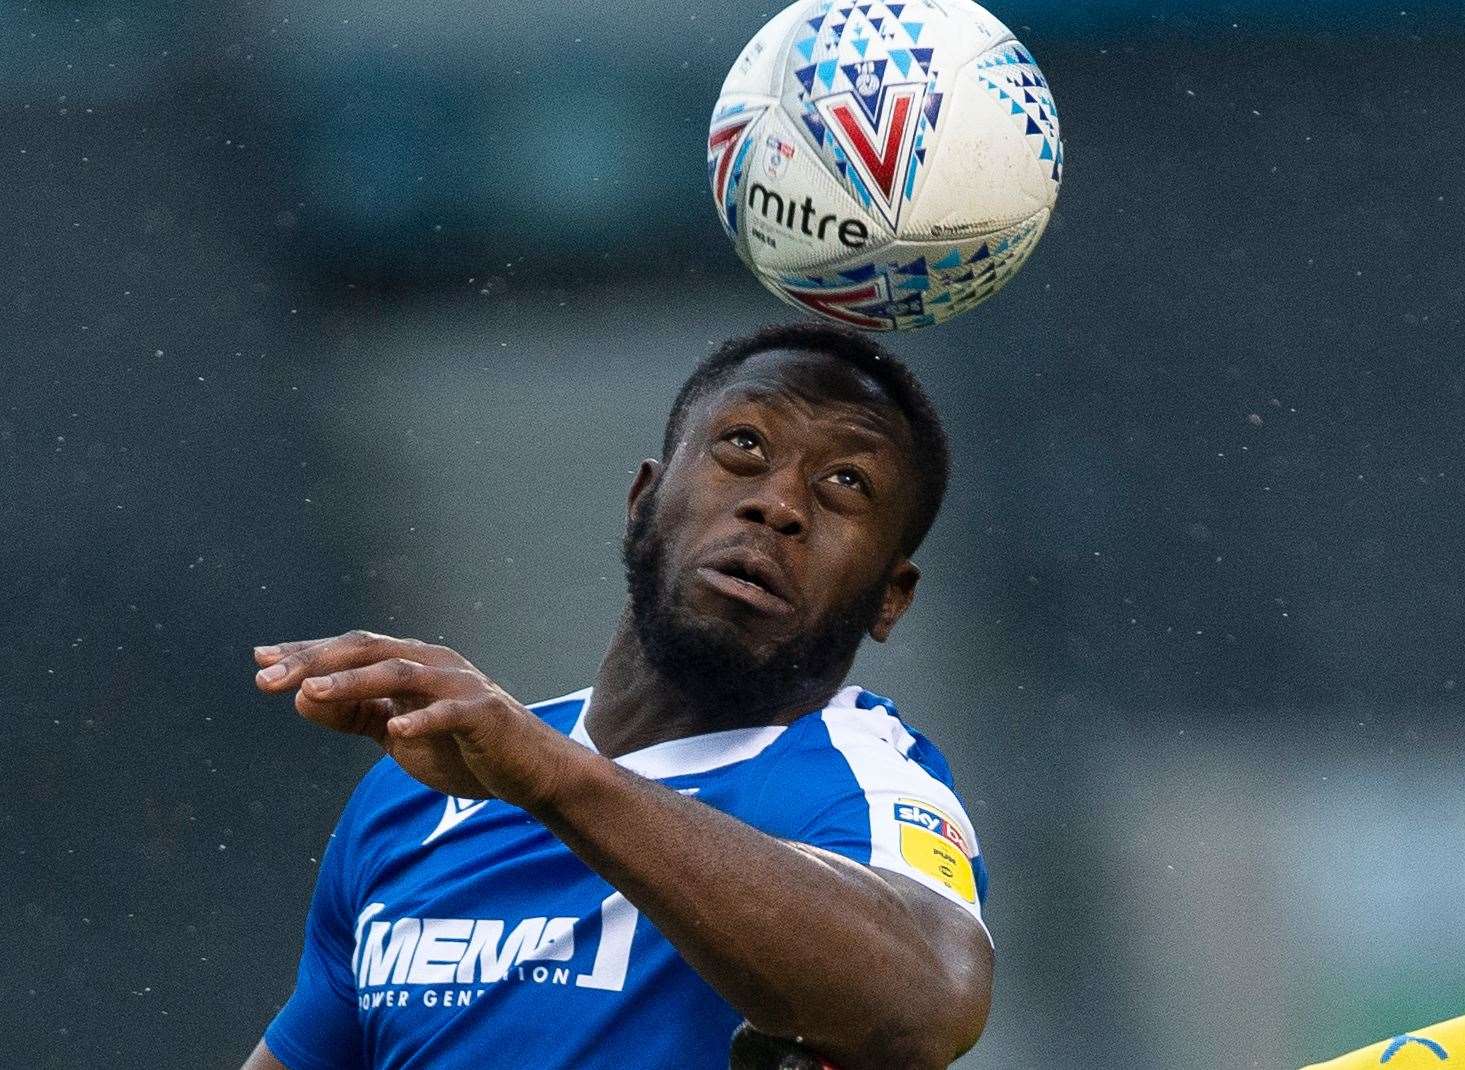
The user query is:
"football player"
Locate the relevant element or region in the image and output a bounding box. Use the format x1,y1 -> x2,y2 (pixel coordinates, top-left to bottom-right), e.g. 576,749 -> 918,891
242,325 -> 993,1070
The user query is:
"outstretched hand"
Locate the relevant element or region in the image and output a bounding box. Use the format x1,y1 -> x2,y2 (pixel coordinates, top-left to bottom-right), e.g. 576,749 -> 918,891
252,630 -> 572,808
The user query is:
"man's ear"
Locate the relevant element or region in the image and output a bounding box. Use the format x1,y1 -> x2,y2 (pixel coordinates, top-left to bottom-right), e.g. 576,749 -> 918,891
626,459 -> 662,528
870,559 -> 920,643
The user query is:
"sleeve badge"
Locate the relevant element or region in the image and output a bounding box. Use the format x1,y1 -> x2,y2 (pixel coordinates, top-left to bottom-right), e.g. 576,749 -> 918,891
893,799 -> 977,903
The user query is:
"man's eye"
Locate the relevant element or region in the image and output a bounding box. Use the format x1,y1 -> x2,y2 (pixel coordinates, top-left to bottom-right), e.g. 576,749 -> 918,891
727,430 -> 760,452
827,469 -> 869,493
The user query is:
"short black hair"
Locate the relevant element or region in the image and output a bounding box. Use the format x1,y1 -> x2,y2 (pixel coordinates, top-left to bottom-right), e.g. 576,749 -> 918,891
661,323 -> 950,556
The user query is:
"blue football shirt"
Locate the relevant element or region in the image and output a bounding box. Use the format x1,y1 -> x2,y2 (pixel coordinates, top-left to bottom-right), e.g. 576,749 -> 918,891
264,685 -> 989,1070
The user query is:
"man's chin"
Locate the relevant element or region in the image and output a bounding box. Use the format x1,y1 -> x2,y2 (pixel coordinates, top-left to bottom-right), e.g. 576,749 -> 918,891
637,606 -> 789,692
665,609 -> 782,670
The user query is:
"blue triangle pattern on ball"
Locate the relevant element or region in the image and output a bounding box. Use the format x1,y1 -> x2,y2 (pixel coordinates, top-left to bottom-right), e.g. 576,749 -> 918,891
923,91 -> 943,127
801,109 -> 827,144
971,48 -> 1063,182
903,154 -> 920,200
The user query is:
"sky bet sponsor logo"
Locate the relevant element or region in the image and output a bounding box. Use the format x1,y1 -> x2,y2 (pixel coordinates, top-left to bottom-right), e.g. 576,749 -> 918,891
350,893 -> 639,1010
746,182 -> 870,249
893,800 -> 969,855
893,799 -> 977,903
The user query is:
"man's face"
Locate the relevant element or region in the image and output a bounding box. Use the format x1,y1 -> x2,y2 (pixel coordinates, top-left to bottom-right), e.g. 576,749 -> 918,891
623,348 -> 922,702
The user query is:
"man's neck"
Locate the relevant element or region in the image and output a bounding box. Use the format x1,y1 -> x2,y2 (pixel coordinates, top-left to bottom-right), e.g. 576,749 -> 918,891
582,611 -> 845,760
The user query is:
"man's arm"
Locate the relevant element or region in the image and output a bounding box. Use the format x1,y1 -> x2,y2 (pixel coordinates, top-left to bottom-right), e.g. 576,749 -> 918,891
253,632 -> 993,1069
241,1040 -> 288,1070
535,752 -> 993,1068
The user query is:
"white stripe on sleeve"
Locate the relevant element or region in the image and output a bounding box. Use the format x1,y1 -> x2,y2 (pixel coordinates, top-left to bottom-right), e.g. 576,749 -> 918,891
819,702 -> 990,943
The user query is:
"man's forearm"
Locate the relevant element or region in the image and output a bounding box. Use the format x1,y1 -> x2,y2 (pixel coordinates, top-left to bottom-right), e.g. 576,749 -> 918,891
527,744 -> 985,1070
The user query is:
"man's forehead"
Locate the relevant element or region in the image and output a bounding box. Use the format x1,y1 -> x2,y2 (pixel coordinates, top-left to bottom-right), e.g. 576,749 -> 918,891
701,348 -> 910,440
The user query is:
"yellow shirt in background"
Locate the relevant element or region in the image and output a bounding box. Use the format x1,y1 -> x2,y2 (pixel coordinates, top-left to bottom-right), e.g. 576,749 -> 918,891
1303,1015 -> 1465,1068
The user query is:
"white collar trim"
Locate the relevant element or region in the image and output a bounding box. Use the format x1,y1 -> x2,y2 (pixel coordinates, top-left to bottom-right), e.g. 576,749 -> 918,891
565,687 -> 789,780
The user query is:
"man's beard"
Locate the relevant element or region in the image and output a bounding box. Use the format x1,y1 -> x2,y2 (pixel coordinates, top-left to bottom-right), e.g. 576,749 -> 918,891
623,481 -> 889,711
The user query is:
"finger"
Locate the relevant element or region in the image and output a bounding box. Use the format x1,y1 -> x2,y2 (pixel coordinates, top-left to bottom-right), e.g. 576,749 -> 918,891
294,692 -> 396,741
300,660 -> 480,704
253,638 -> 333,667
387,698 -> 474,740
255,630 -> 469,691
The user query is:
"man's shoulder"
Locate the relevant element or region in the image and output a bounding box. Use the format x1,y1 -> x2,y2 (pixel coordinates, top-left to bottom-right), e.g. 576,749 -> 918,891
339,753 -> 437,825
526,686 -> 593,735
740,685 -> 965,838
774,685 -> 958,793
766,685 -> 990,911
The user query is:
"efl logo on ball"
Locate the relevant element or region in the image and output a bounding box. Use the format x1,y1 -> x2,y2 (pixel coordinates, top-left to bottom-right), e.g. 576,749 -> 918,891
762,135 -> 796,178
708,0 -> 1063,331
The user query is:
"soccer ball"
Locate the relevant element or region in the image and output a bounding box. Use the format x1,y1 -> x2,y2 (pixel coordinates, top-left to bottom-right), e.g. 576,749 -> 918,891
707,0 -> 1062,331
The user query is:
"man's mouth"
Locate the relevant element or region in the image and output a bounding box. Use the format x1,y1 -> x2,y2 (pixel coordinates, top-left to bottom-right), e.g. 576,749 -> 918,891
695,549 -> 794,617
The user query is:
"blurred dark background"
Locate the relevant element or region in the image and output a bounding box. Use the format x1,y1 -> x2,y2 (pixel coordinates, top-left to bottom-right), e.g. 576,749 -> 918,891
2,1 -> 1463,1067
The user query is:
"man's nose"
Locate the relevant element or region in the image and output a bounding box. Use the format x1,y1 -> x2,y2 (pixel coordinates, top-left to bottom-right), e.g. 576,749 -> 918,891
734,471 -> 807,538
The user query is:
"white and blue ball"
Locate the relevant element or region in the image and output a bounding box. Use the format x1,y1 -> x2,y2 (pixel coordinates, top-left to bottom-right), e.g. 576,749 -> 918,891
708,0 -> 1062,331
